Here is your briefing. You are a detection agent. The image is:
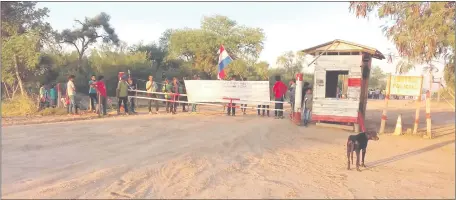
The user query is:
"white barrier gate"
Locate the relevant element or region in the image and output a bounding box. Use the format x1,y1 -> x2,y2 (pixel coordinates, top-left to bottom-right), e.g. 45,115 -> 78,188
184,80 -> 270,104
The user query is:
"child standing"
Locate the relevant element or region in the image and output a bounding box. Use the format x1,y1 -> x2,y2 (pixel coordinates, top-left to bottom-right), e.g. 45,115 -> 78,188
302,88 -> 313,127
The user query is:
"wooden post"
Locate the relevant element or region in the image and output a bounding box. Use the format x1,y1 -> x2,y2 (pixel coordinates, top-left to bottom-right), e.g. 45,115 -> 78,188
57,83 -> 61,108
98,92 -> 101,117
413,76 -> 424,135
425,90 -> 432,138
379,74 -> 392,134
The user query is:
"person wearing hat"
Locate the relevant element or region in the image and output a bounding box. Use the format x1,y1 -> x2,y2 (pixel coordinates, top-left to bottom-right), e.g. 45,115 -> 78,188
116,75 -> 129,115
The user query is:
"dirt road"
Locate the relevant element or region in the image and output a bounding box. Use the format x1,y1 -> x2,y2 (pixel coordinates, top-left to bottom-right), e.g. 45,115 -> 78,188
2,101 -> 455,199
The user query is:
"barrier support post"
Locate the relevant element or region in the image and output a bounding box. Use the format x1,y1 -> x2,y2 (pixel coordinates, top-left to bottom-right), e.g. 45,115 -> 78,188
379,74 -> 391,134
413,76 -> 424,135
293,73 -> 303,125
425,90 -> 432,139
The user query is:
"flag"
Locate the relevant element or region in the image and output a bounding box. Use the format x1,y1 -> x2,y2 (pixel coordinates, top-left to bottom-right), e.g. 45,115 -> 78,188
217,45 -> 232,80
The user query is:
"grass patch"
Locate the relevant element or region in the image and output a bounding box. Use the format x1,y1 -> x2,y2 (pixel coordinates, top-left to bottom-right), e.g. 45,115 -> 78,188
1,95 -> 38,117
38,107 -> 68,116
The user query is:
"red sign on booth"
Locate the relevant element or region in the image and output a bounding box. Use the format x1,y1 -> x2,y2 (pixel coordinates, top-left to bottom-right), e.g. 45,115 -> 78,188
348,78 -> 361,87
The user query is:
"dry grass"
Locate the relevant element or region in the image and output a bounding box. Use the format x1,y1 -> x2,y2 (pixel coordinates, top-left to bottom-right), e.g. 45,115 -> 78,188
1,96 -> 38,117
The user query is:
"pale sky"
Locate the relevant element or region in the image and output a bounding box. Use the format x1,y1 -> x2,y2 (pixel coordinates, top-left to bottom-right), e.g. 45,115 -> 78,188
37,1 -> 445,89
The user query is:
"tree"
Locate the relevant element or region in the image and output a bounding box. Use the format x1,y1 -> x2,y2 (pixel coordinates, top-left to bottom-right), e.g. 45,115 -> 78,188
167,15 -> 265,79
276,51 -> 306,78
55,12 -> 119,70
395,59 -> 415,75
1,2 -> 50,96
369,66 -> 386,89
349,2 -> 455,89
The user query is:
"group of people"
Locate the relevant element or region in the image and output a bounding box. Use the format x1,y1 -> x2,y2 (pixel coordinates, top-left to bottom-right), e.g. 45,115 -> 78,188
224,75 -> 313,126
368,88 -> 384,99
55,73 -> 314,126
287,78 -> 313,126
143,75 -> 195,115
38,84 -> 58,110
66,75 -> 108,115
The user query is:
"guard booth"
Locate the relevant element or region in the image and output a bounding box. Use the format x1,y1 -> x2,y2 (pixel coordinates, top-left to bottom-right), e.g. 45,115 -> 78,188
300,39 -> 385,131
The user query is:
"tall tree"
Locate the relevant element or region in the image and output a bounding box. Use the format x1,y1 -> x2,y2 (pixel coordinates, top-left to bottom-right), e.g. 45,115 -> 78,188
276,51 -> 306,78
167,15 -> 265,79
368,66 -> 386,89
349,2 -> 455,89
1,2 -> 50,96
55,12 -> 120,70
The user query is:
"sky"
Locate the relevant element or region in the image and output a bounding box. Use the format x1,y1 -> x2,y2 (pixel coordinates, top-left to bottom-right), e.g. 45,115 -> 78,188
37,1 -> 445,89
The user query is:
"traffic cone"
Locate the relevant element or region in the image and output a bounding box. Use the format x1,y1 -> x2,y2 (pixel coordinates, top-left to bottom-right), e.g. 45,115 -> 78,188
393,114 -> 402,136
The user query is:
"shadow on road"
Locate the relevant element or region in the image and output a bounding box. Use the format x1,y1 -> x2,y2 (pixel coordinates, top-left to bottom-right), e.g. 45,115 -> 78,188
366,139 -> 455,169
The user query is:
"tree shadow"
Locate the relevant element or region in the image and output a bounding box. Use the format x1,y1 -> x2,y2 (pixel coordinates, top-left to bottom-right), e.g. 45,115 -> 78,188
365,139 -> 455,169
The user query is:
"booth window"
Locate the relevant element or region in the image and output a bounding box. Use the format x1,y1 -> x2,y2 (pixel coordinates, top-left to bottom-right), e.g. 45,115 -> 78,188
325,70 -> 349,98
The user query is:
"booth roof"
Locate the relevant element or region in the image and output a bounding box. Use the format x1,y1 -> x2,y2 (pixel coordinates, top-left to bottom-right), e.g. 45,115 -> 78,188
300,39 -> 385,60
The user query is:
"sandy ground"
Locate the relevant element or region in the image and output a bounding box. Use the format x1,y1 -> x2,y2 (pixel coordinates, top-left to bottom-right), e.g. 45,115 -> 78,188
2,100 -> 455,199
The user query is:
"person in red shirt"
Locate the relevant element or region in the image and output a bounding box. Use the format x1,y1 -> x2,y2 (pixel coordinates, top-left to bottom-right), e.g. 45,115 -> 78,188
92,75 -> 107,115
272,75 -> 287,119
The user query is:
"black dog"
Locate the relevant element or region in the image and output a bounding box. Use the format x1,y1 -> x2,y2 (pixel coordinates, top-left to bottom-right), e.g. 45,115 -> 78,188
346,131 -> 379,171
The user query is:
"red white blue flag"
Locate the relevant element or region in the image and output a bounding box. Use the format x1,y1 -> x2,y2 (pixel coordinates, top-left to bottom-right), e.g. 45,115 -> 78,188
217,45 -> 233,80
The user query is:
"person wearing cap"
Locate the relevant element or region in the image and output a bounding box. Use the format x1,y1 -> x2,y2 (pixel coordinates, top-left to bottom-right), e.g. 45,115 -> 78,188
116,75 -> 129,115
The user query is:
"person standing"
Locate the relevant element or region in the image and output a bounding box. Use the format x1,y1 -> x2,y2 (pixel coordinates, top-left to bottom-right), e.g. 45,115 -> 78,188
127,77 -> 137,114
146,75 -> 159,114
88,75 -> 98,112
162,78 -> 172,113
67,75 -> 76,115
302,88 -> 313,127
93,75 -> 107,116
227,75 -> 237,116
289,78 -> 296,114
170,77 -> 180,114
272,75 -> 287,119
375,88 -> 380,99
116,75 -> 129,115
49,84 -> 57,108
180,78 -> 188,112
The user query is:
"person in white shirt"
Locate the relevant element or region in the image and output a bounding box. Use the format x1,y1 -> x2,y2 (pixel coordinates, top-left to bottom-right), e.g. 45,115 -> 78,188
66,75 -> 76,114
146,75 -> 159,114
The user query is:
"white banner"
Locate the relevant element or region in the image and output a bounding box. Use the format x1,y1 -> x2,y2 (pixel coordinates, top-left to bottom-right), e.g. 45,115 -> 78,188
184,80 -> 271,104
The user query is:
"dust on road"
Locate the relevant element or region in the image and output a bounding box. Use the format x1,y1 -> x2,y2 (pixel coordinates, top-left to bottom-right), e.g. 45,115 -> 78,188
2,102 -> 455,199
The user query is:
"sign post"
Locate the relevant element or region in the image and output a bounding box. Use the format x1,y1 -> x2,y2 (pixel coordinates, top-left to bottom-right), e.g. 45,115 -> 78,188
413,76 -> 424,134
381,75 -> 423,134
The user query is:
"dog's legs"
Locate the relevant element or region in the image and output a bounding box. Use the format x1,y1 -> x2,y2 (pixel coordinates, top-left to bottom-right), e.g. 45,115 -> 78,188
361,149 -> 366,167
351,148 -> 354,165
355,149 -> 361,171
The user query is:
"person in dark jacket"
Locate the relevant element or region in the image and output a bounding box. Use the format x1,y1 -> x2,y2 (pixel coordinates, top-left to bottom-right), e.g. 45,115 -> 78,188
301,81 -> 310,108
127,77 -> 137,114
170,77 -> 179,114
162,78 -> 172,113
272,75 -> 287,119
180,78 -> 188,112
